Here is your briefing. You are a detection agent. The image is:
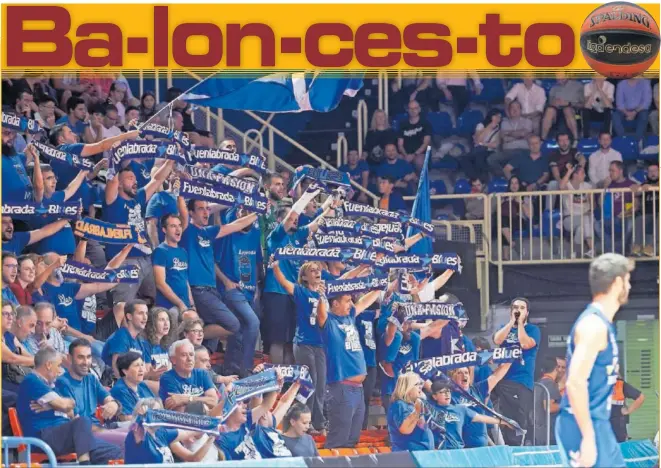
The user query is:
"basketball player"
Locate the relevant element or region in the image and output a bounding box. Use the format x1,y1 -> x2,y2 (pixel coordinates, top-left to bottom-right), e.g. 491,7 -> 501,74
556,253 -> 634,468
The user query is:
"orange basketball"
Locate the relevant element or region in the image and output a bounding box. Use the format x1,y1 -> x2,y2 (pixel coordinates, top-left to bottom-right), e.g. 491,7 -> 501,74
580,2 -> 660,78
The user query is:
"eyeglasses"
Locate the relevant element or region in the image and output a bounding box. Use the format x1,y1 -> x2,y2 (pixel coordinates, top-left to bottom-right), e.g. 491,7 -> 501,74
187,329 -> 204,335
4,264 -> 18,269
435,389 -> 451,395
2,312 -> 15,318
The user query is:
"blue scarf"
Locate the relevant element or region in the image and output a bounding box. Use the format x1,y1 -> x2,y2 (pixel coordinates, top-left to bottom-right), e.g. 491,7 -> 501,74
290,166 -> 353,197
401,215 -> 435,236
325,275 -> 389,298
274,246 -> 358,263
222,370 -> 280,418
61,260 -> 139,284
313,232 -> 366,249
140,408 -> 222,435
318,217 -> 361,234
370,238 -> 404,255
263,364 -> 315,404
180,180 -> 268,214
32,141 -> 95,171
2,201 -> 81,220
397,301 -> 465,322
2,113 -> 42,134
428,253 -> 463,273
360,222 -> 404,239
406,346 -> 524,377
342,201 -> 401,223
376,253 -> 428,270
191,147 -> 267,174
73,218 -> 147,245
137,123 -> 191,151
185,166 -> 258,195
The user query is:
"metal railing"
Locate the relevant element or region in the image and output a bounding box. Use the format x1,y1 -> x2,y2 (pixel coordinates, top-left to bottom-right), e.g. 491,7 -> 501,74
356,99 -> 368,157
533,382 -> 552,447
336,133 -> 348,167
2,437 -> 58,467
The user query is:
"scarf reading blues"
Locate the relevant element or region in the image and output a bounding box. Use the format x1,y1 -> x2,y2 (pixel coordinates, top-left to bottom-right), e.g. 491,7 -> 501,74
185,165 -> 258,195
180,180 -> 268,214
137,122 -> 191,151
191,147 -> 267,174
406,346 -> 524,377
401,215 -> 435,236
371,238 -> 404,255
222,370 -> 280,418
342,201 -> 401,223
32,141 -> 95,171
140,408 -> 222,435
2,201 -> 81,220
290,166 -> 353,197
74,218 -> 147,245
263,364 -> 315,404
428,253 -> 463,273
61,260 -> 139,284
2,113 -> 42,134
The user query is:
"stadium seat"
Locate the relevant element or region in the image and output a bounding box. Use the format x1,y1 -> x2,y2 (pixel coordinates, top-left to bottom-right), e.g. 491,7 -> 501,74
577,138 -> 599,157
488,177 -> 508,193
390,113 -> 408,132
8,408 -> 78,465
645,134 -> 659,148
456,109 -> 483,137
541,139 -> 559,157
453,178 -> 471,194
375,446 -> 392,453
631,169 -> 647,184
356,447 -> 376,455
318,449 -> 334,457
427,111 -> 454,138
472,79 -> 506,103
429,180 -> 448,196
612,136 -> 640,161
541,210 -> 562,237
334,448 -> 358,456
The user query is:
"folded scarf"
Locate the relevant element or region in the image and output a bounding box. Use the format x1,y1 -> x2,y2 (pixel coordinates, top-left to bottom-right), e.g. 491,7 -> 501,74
73,218 -> 147,245
222,370 -> 280,418
140,408 -> 222,435
2,113 -> 42,134
263,364 -> 315,404
179,180 -> 267,214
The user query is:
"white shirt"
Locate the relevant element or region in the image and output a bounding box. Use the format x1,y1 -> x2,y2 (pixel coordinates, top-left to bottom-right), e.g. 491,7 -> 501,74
588,148 -> 623,186
436,72 -> 482,90
562,180 -> 593,216
505,83 -> 547,115
584,81 -> 615,112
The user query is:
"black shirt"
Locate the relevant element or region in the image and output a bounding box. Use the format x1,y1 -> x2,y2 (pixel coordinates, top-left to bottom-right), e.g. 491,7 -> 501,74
398,118 -> 432,155
365,128 -> 398,165
549,148 -> 579,179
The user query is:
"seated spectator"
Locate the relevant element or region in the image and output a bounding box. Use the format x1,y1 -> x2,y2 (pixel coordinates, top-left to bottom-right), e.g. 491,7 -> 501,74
389,74 -> 433,115
2,303 -> 35,393
106,81 -> 128,126
55,338 -> 126,448
99,104 -> 123,156
2,215 -> 70,256
158,339 -> 218,413
387,372 -> 434,452
35,95 -> 58,133
631,162 -> 659,257
559,165 -> 594,258
548,132 -> 585,193
194,345 -> 238,387
24,302 -> 68,356
436,72 -> 483,117
375,143 -> 417,195
145,307 -> 175,370
541,75 -> 584,142
51,74 -> 97,110
13,88 -> 36,120
488,101 -> 534,177
588,132 -> 623,188
281,404 -> 320,457
102,300 -> 152,378
139,91 -> 157,122
110,351 -> 156,421
582,77 -> 614,138
492,176 -> 531,260
181,317 -> 206,347
602,161 -> 636,252
364,109 -> 398,169
397,100 -> 432,168
465,178 -> 486,220
55,96 -> 94,143
504,135 -> 550,190
338,149 -> 369,203
17,347 -> 123,464
2,253 -> 20,305
650,82 -> 659,135
613,78 -> 653,146
378,175 -> 407,213
2,127 -> 34,202
459,109 -> 502,181
505,76 -> 546,134
534,357 -> 563,445
9,255 -> 39,306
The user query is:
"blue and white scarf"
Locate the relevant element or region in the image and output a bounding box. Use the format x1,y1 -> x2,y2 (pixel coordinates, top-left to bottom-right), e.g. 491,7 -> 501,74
290,166 -> 353,198
61,260 -> 140,284
325,275 -> 389,298
427,253 -> 463,273
2,113 -> 42,134
274,246 -> 359,263
406,346 -> 524,378
2,201 -> 82,220
359,222 -> 404,239
73,218 -> 147,245
401,214 -> 435,236
32,142 -> 95,171
185,166 -> 258,195
370,238 -> 404,255
342,201 -> 401,223
191,147 -> 267,174
376,253 -> 428,270
397,301 -> 465,322
137,122 -> 191,151
108,140 -> 188,177
179,180 -> 268,214
222,370 -> 280,418
263,364 -> 315,404
140,408 -> 222,435
313,233 -> 366,249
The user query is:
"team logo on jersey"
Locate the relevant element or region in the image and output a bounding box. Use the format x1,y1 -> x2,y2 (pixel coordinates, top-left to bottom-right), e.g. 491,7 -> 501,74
57,294 -> 73,307
197,236 -> 211,248
172,258 -> 188,271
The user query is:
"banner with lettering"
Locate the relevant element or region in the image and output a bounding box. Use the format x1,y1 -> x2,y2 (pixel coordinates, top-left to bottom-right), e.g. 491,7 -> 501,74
275,246 -> 358,263
179,179 -> 268,214
222,370 -> 280,418
32,141 -> 95,171
406,346 -> 524,377
137,122 -> 191,150
428,253 -> 463,273
342,201 -> 402,223
191,147 -> 267,174
290,166 -> 353,198
325,275 -> 390,297
73,218 -> 147,245
401,214 -> 435,236
397,301 -> 466,322
263,364 -> 315,403
60,260 -> 140,284
2,201 -> 82,220
2,112 -> 42,135
141,408 -> 223,435
313,232 -> 367,249
185,165 -> 258,195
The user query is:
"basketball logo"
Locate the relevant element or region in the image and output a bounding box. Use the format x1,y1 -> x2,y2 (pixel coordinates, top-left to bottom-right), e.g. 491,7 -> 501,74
580,2 -> 660,78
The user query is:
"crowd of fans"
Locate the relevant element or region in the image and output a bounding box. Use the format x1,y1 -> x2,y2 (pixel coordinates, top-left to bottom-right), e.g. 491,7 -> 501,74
0,72 -> 655,464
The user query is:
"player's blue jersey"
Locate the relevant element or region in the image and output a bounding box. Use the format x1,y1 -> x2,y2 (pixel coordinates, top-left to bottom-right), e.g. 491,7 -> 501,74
559,303 -> 619,421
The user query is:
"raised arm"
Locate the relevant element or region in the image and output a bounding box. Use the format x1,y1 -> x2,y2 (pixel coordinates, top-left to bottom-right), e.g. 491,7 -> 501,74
486,362 -> 513,394
430,270 -> 454,292
355,290 -> 382,315
106,243 -> 133,270
80,128 -> 139,157
31,146 -> 44,204
339,264 -> 370,280
27,219 -> 69,246
146,218 -> 160,249
63,170 -> 89,201
177,195 -> 189,231
272,260 -> 295,295
144,159 -> 175,200
75,281 -> 119,300
217,212 -> 258,239
272,380 -> 302,426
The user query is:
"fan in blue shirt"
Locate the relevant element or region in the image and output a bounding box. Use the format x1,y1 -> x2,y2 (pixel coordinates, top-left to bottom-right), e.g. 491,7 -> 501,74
153,214 -> 193,311
2,216 -> 70,256
338,150 -> 369,202
144,307 -> 173,371
101,301 -> 152,373
386,373 -> 434,452
145,189 -> 178,246
375,144 -> 416,195
2,138 -> 33,201
110,351 -> 156,418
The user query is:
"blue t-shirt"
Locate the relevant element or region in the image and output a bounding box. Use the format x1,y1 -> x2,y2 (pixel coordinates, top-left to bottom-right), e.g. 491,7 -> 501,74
43,282 -> 82,332
129,161 -> 151,189
56,116 -> 89,139
145,191 -> 178,245
215,411 -> 258,461
31,191 -> 76,255
153,242 -> 190,309
17,373 -> 70,438
474,363 -> 493,385
101,327 -> 151,367
252,414 -> 293,458
510,153 -> 550,185
356,310 -> 377,368
3,231 -> 30,255
125,427 -> 178,464
55,371 -> 109,425
215,210 -> 262,302
387,400 -> 434,452
102,187 -> 150,259
55,143 -> 93,209
158,368 -> 214,402
422,320 -> 463,359
148,343 -> 171,370
498,323 -> 541,390
429,402 -> 476,450
264,223 -> 311,295
110,378 -> 156,416
78,295 -> 97,336
298,208 -> 322,228
339,161 -> 369,185
382,332 -> 421,397
451,379 -> 490,448
2,286 -> 19,305
4,331 -> 17,352
321,307 -> 367,384
180,223 -> 220,288
293,284 -> 323,347
2,153 -> 32,201
376,159 -> 414,182
321,270 -> 340,282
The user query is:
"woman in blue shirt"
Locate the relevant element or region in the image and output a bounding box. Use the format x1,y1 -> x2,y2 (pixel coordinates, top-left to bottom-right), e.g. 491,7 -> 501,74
110,352 -> 155,421
272,260 -> 327,434
144,307 -> 174,371
387,371 -> 434,452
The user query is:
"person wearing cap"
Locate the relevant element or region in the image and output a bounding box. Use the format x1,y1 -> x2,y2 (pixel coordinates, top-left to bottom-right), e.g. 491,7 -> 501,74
387,372 -> 434,452
428,378 -> 513,450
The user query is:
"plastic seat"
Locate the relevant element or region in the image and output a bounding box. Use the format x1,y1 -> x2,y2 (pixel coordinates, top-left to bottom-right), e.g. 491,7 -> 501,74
631,169 -> 647,184
8,408 -> 78,464
453,178 -> 471,195
318,449 -> 334,457
541,210 -> 562,237
356,447 -> 376,454
390,113 -> 408,132
577,138 -> 599,157
541,140 -> 559,157
375,446 -> 392,453
472,79 -> 506,103
456,109 -> 484,137
612,136 -> 640,161
427,111 -> 454,138
334,448 -> 358,456
488,177 -> 508,194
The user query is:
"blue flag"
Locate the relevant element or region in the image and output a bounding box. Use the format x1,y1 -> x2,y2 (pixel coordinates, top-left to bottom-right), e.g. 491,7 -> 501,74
407,146 -> 433,257
180,71 -> 363,113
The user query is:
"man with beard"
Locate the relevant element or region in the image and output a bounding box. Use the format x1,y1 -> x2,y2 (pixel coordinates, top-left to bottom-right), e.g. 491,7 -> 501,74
103,162 -> 175,305
2,215 -> 69,256
55,338 -> 126,449
556,254 -> 634,468
547,132 -> 587,209
375,143 -> 417,194
631,162 -> 659,257
588,132 -> 623,189
2,125 -> 35,201
260,171 -> 287,251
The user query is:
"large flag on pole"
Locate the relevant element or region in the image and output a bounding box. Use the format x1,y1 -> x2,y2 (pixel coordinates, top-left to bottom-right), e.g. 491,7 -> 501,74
179,71 -> 363,113
407,146 -> 433,257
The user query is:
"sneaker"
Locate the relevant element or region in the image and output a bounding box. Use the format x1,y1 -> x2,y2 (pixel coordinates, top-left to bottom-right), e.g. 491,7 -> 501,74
584,249 -> 594,258
631,244 -> 642,257
379,361 -> 395,378
643,245 -> 655,257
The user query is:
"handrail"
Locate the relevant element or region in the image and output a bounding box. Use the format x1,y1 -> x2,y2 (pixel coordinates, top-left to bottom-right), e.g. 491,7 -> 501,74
245,113 -> 275,154
533,382 -> 552,447
378,71 -> 389,117
356,99 -> 368,156
243,129 -> 265,158
336,133 -> 348,168
3,436 -> 58,467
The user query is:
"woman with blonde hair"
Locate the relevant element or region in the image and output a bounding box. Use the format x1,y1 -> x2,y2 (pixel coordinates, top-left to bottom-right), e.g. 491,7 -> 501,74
387,371 -> 434,452
365,109 -> 398,168
272,260 -> 327,435
144,307 -> 176,371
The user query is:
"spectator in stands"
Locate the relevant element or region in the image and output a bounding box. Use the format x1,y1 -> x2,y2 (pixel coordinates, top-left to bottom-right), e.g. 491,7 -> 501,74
603,161 -> 636,252
464,177 -> 486,221
389,74 -> 433,115
540,75 -> 584,142
610,376 -> 645,442
364,109 -> 397,169
588,132 -> 623,188
378,175 -> 407,213
159,338 -> 218,413
582,77 -> 614,138
145,307 -> 174,370
459,109 -> 502,181
56,338 -> 126,448
355,303 -> 378,430
24,302 -> 67,356
533,357 -> 563,445
106,81 -> 128,125
2,303 -> 34,392
146,172 -> 180,248
488,101 -> 533,177
505,77 -> 546,134
375,143 -> 417,195
650,83 -> 659,135
2,215 -> 70,256
110,351 -> 156,421
35,95 -> 58,133
2,252 -> 20,305
139,91 -> 157,122
2,126 -> 34,201
613,78 -> 653,146
99,104 -> 123,150
261,172 -> 287,249
123,106 -> 140,131
436,72 -> 483,117
17,346 -> 123,464
51,75 -> 95,110
492,297 -> 541,446
181,317 -> 206,347
179,402 -> 225,462
504,135 -> 550,191
9,255 -> 37,306
397,100 -> 432,167
56,96 -> 94,142
102,299 -> 152,378
193,344 -> 238,387
387,372 -> 434,452
14,89 -> 36,119
281,404 -> 320,457
472,336 -> 493,383
548,132 -> 586,200
559,164 -> 594,258
339,149 -> 369,203
631,162 -> 659,257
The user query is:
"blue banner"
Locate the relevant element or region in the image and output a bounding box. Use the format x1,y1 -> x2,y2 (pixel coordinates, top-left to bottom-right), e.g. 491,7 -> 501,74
32,141 -> 95,171
407,146 -> 434,254
73,218 -> 147,245
2,112 -> 42,134
179,179 -> 268,214
2,201 -> 81,220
